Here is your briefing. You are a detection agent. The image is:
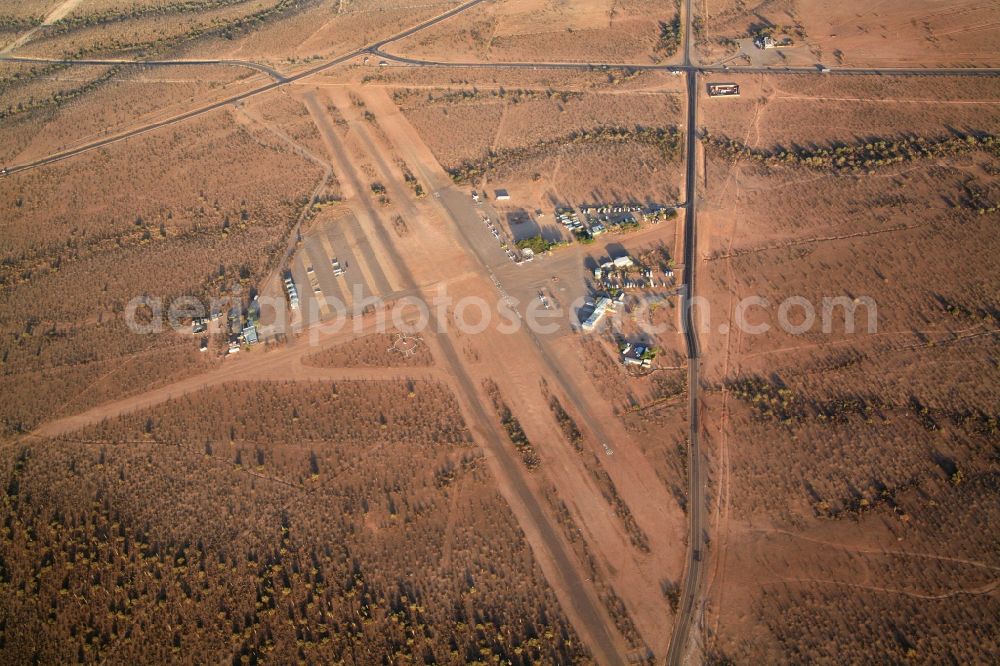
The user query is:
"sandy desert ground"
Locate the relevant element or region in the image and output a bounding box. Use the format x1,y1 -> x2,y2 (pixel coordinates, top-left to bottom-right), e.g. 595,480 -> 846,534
695,0 -> 1000,68
0,0 -> 998,664
697,72 -> 1000,662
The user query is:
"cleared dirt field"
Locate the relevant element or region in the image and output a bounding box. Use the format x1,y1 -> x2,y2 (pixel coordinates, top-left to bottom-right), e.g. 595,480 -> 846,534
701,73 -> 1000,148
395,84 -> 686,209
697,78 -> 1000,662
387,0 -> 678,64
695,0 -> 1000,67
0,380 -> 590,663
304,331 -> 435,367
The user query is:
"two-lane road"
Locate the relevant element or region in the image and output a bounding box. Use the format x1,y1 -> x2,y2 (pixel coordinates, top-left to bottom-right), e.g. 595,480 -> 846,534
666,2 -> 707,661
369,49 -> 1000,78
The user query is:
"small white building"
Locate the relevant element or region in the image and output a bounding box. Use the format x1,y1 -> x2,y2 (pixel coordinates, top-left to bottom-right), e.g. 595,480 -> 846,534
613,255 -> 634,268
754,35 -> 776,49
495,189 -> 511,201
621,343 -> 649,366
581,297 -> 614,331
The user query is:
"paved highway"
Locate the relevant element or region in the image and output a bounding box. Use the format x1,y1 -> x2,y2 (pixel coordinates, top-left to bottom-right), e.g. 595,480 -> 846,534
664,71 -> 706,666
0,54 -> 288,82
665,1 -> 705,662
369,49 -> 1000,77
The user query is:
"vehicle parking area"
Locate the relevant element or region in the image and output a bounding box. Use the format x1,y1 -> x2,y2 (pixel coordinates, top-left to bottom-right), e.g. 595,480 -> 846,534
289,210 -> 386,327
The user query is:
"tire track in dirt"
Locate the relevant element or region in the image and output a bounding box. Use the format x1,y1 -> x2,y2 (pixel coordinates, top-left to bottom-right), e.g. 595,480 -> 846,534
704,78 -> 770,644
29,363 -> 443,440
744,526 -> 1000,572
22,315 -> 408,439
767,577 -> 1000,600
708,222 -> 931,260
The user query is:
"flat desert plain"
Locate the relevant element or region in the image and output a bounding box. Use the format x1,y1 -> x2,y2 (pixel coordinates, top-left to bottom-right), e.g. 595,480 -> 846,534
0,1 -> 998,664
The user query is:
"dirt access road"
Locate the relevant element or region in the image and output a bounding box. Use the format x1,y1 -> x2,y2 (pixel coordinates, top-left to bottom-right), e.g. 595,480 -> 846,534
0,0 -> 86,54
28,313 -> 428,439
